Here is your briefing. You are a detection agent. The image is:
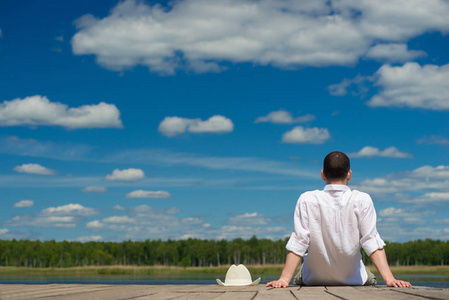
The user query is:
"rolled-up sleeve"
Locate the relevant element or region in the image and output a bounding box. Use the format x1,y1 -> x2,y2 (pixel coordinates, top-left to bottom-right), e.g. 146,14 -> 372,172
359,194 -> 386,256
286,195 -> 310,256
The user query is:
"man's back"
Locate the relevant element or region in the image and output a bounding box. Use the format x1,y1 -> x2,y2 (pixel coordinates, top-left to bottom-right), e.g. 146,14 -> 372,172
267,151 -> 411,289
287,184 -> 385,285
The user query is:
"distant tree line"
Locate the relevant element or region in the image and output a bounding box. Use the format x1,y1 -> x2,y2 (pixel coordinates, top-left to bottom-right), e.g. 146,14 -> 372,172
0,237 -> 447,268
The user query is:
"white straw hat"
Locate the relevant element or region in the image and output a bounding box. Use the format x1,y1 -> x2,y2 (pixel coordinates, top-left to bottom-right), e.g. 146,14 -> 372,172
216,264 -> 261,286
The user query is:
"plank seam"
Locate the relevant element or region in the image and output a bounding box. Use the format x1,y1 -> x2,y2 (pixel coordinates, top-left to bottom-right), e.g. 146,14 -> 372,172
289,289 -> 299,300
324,290 -> 348,300
390,289 -> 446,300
250,291 -> 258,300
33,287 -> 123,299
115,293 -> 160,300
172,291 -> 225,294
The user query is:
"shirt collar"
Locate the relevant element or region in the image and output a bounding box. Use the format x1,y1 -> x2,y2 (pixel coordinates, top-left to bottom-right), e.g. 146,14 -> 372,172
324,184 -> 350,192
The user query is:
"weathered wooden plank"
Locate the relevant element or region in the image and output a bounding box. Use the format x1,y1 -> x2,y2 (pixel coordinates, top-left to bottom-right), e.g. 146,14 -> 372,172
386,287 -> 449,300
233,285 -> 266,292
214,291 -> 257,300
37,285 -> 158,300
0,284 -> 83,295
109,286 -> 165,300
253,288 -> 297,300
0,284 -> 35,292
0,284 -> 448,300
350,286 -> 435,300
158,284 -> 204,292
0,284 -> 90,297
120,292 -> 182,300
134,291 -> 226,300
327,286 -> 409,300
291,286 -> 338,299
0,284 -> 46,293
176,285 -> 227,292
1,284 -> 114,300
199,285 -> 260,292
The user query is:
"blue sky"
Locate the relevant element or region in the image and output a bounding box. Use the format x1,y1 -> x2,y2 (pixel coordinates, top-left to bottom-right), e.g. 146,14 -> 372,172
0,0 -> 448,243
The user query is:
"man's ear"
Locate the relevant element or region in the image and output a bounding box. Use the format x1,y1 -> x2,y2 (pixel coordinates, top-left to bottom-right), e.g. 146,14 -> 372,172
347,170 -> 352,182
321,170 -> 326,182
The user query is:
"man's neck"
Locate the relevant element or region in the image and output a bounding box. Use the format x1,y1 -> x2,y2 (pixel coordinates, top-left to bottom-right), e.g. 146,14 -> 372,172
326,181 -> 348,185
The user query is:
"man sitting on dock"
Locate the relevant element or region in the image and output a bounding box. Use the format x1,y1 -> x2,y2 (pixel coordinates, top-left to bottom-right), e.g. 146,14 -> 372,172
267,151 -> 411,288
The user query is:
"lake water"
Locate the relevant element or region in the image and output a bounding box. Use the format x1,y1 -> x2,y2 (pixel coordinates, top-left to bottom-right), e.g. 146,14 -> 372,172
0,274 -> 448,288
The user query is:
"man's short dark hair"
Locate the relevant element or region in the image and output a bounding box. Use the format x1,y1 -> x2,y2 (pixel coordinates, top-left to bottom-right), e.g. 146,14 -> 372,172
323,151 -> 350,181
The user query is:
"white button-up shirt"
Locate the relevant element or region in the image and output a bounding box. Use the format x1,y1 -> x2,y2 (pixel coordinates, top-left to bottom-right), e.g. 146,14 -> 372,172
286,184 -> 385,285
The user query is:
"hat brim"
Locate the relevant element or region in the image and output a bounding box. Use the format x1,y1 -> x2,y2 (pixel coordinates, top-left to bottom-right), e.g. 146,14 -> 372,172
216,277 -> 261,286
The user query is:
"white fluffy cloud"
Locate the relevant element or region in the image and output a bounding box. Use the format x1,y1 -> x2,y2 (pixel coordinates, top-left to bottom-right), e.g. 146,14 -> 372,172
368,63 -> 449,110
42,203 -> 98,216
418,135 -> 449,146
86,205 -> 188,238
282,126 -> 330,144
13,200 -> 34,208
105,168 -> 145,182
333,0 -> 449,40
328,78 -> 353,96
77,235 -> 102,242
216,225 -> 287,240
158,115 -> 233,137
158,117 -> 193,137
354,165 -> 449,195
6,203 -> 99,228
377,206 -> 430,228
188,116 -> 234,134
71,0 -> 449,74
330,62 -> 449,111
14,163 -> 56,175
255,110 -> 315,124
103,216 -> 135,224
365,43 -> 426,63
411,165 -> 449,180
102,149 -> 316,178
82,186 -> 107,193
228,212 -> 269,226
0,136 -> 92,162
374,205 -> 443,241
0,95 -> 123,129
126,190 -> 171,199
7,215 -> 77,228
328,74 -> 373,97
86,220 -> 104,229
349,146 -> 412,158
71,0 -> 366,74
85,205 -> 288,240
379,207 -> 407,218
402,192 -> 449,203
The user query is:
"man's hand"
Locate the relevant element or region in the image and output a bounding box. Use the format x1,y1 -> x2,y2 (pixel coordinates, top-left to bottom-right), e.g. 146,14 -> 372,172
370,249 -> 411,288
266,278 -> 289,288
267,251 -> 301,288
385,278 -> 412,288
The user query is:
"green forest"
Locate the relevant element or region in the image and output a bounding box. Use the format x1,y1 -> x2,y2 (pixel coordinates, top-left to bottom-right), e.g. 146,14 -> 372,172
0,237 -> 448,268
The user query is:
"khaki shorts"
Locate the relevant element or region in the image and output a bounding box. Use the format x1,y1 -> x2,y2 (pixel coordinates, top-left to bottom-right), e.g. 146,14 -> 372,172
293,265 -> 377,286
364,267 -> 377,286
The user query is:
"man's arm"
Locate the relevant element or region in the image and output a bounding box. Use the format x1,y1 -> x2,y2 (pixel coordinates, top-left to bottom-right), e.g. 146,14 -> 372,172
370,249 -> 411,287
266,251 -> 302,288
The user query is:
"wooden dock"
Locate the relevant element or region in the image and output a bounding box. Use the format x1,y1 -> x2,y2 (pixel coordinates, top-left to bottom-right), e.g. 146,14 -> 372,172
0,284 -> 448,300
